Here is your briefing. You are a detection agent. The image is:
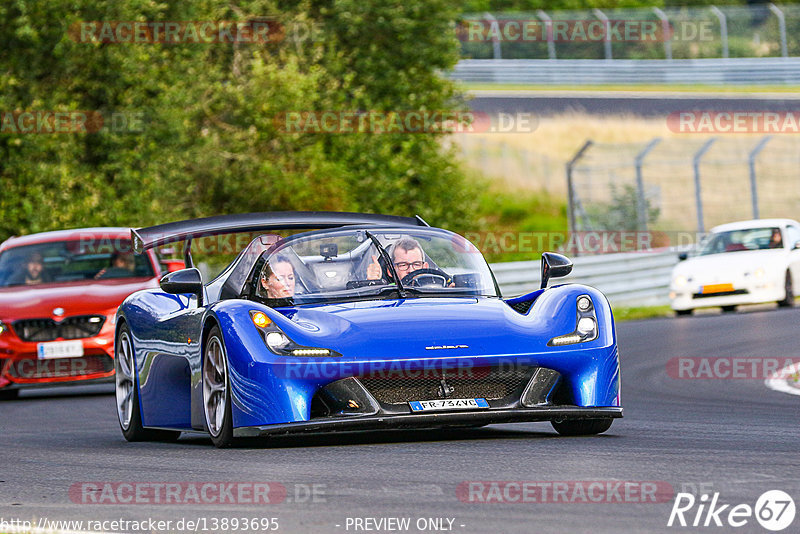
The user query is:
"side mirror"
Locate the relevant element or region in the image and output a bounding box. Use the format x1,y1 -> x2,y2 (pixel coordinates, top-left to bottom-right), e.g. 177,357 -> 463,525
793,240 -> 800,250
678,252 -> 688,261
160,268 -> 204,306
540,252 -> 573,289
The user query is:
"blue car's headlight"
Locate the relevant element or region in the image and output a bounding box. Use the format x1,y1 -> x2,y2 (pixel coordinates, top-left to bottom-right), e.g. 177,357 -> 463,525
548,295 -> 599,346
250,311 -> 340,357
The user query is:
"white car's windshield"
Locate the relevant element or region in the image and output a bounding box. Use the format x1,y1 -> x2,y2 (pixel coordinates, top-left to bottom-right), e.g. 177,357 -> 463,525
253,228 -> 498,305
698,227 -> 783,256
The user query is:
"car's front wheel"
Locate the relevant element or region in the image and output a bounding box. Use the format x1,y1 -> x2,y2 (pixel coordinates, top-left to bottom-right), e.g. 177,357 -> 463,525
552,418 -> 613,436
675,309 -> 692,316
203,326 -> 235,448
778,271 -> 794,307
116,324 -> 180,442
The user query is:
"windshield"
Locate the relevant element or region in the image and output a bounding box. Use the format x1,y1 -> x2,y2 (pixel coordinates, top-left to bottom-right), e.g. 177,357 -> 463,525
0,240 -> 154,287
251,227 -> 498,305
699,227 -> 783,256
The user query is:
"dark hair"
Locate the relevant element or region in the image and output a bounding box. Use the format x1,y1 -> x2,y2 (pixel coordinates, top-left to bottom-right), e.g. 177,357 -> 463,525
392,237 -> 424,260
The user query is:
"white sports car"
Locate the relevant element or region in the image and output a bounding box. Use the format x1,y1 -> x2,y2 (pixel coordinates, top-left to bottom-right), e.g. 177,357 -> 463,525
670,219 -> 800,315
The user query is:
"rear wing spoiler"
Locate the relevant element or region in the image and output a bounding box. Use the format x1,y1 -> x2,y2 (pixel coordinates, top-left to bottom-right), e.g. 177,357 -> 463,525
131,211 -> 429,267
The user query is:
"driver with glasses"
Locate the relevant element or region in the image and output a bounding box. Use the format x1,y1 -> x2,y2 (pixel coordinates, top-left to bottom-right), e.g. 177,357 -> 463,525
366,236 -> 429,282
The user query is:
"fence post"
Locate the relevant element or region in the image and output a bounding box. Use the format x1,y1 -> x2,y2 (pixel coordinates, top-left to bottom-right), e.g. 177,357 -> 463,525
652,8 -> 672,60
768,4 -> 789,58
536,10 -> 557,60
592,9 -> 613,60
566,140 -> 594,236
634,138 -> 662,231
748,136 -> 772,220
693,138 -> 716,233
710,6 -> 729,59
484,13 -> 502,59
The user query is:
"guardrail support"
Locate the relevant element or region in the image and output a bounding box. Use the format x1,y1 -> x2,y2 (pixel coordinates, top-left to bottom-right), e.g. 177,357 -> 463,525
748,136 -> 772,220
592,9 -> 613,60
693,138 -> 716,233
634,138 -> 661,231
566,140 -> 594,235
652,8 -> 672,60
710,6 -> 729,59
484,13 -> 502,59
536,10 -> 557,60
768,3 -> 789,58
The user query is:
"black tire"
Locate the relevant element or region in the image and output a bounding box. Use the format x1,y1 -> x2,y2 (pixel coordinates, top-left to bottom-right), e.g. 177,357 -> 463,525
0,389 -> 19,400
778,271 -> 794,308
115,323 -> 181,442
675,309 -> 692,316
721,305 -> 737,313
204,326 -> 235,448
552,418 -> 613,436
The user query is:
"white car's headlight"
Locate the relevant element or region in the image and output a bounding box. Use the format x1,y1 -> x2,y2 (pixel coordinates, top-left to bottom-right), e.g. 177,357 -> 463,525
673,275 -> 688,287
754,267 -> 765,278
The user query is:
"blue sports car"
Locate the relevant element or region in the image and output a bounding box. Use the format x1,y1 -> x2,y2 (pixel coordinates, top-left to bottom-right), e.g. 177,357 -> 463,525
115,212 -> 621,447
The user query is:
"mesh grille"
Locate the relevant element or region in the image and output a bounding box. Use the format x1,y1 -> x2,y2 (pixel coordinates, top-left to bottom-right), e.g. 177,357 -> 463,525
13,316 -> 105,342
7,354 -> 113,379
508,300 -> 534,314
358,366 -> 532,405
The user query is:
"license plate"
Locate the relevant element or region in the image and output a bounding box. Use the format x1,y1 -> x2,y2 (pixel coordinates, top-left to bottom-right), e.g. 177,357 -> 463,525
701,283 -> 734,294
409,398 -> 489,412
37,340 -> 84,360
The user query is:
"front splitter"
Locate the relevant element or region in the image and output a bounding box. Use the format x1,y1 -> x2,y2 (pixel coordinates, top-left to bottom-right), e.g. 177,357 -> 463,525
234,406 -> 623,437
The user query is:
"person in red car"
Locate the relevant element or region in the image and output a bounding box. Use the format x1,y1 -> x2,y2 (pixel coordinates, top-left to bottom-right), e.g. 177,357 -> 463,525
7,252 -> 50,286
0,228 -> 165,399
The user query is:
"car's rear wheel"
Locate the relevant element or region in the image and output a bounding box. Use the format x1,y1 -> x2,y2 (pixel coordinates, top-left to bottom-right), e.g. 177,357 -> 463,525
552,418 -> 613,436
778,271 -> 794,307
203,326 -> 235,448
0,389 -> 19,400
675,309 -> 692,316
116,324 -> 180,442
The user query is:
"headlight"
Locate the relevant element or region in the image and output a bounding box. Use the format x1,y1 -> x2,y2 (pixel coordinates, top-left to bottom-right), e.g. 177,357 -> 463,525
754,267 -> 765,278
250,310 -> 339,357
0,319 -> 6,336
548,295 -> 599,346
673,275 -> 688,287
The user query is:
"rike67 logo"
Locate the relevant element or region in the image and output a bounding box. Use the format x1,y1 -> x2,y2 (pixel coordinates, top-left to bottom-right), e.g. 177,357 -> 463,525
668,490 -> 795,531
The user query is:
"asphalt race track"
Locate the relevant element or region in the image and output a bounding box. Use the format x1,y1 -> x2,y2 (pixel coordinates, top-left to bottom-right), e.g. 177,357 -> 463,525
1,308 -> 798,534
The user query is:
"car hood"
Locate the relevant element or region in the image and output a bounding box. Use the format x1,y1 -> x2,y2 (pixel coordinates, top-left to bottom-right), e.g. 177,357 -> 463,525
0,278 -> 158,320
673,249 -> 786,277
277,297 -> 561,357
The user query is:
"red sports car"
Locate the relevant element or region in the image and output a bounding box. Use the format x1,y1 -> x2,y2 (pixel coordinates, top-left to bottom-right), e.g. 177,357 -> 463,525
0,228 -> 178,399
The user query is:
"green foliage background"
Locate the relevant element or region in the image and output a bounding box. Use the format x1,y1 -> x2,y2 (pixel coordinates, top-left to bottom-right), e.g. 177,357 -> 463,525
0,0 -> 478,242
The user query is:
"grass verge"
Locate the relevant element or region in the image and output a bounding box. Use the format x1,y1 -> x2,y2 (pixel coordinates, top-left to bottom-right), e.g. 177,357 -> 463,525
612,305 -> 673,322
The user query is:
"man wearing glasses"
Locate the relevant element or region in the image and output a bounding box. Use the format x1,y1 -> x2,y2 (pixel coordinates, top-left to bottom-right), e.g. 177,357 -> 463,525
366,237 -> 428,282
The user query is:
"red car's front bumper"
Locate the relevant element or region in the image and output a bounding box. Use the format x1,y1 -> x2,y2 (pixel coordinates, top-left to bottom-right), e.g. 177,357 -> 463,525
0,318 -> 116,390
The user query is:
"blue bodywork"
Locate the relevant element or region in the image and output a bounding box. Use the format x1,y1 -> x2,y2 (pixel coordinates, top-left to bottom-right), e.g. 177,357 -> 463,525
117,227 -> 621,437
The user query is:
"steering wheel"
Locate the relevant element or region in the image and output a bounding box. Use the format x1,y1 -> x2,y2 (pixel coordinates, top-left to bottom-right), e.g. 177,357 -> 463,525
400,268 -> 451,288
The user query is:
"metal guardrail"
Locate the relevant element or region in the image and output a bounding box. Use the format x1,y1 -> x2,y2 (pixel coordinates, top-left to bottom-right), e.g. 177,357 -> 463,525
491,250 -> 679,307
451,58 -> 800,85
